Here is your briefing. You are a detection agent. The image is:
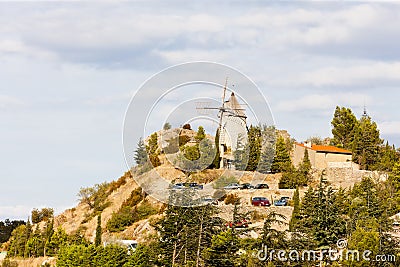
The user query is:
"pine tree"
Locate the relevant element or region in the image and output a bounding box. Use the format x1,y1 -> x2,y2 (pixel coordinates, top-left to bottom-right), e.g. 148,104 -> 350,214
195,126 -> 206,142
331,106 -> 358,149
95,214 -> 102,247
289,187 -> 300,231
297,148 -> 312,185
271,136 -> 292,173
246,126 -> 262,171
156,191 -> 219,266
134,138 -> 148,165
260,211 -> 287,249
376,142 -> 399,171
258,125 -> 276,174
352,115 -> 382,170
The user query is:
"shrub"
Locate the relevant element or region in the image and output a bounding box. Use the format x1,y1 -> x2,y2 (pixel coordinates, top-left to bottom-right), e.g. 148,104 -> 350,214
108,173 -> 129,193
106,192 -> 157,233
251,210 -> 264,221
224,193 -> 240,205
123,188 -> 143,207
182,124 -> 191,130
134,201 -> 158,221
1,259 -> 18,267
106,206 -> 134,232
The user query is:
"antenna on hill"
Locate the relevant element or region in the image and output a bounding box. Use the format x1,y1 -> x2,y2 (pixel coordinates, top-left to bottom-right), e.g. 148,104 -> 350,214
363,99 -> 368,118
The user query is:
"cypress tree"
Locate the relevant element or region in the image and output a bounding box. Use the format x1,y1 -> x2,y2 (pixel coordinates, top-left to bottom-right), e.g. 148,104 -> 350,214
246,126 -> 261,171
95,214 -> 102,247
146,133 -> 161,167
289,187 -> 300,231
271,136 -> 292,173
211,128 -> 220,169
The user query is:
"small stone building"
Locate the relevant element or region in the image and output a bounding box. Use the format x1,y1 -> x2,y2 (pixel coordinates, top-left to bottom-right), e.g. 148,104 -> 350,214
292,142 -> 352,170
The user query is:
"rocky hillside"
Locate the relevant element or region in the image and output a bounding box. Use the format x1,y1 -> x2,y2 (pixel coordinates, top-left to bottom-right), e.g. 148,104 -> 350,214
51,162 -> 303,245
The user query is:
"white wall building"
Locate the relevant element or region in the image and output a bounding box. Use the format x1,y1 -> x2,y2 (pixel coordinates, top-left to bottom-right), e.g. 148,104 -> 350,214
219,92 -> 247,169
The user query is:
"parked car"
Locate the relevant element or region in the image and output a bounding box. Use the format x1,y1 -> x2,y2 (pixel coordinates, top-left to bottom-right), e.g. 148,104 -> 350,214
171,183 -> 186,189
172,182 -> 203,190
254,183 -> 269,189
226,219 -> 249,228
223,183 -> 242,190
187,182 -> 203,190
251,197 -> 271,206
274,197 -> 289,206
240,183 -> 254,190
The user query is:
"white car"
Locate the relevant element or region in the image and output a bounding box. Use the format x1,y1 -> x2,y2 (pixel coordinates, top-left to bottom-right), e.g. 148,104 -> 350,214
223,183 -> 242,190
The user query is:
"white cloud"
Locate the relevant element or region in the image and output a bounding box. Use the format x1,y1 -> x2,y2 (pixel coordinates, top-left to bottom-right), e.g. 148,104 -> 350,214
300,62 -> 400,87
276,93 -> 371,112
379,121 -> 400,135
0,95 -> 24,109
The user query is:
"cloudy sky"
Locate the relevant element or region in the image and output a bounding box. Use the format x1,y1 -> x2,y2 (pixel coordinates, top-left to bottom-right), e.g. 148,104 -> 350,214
1,1 -> 400,220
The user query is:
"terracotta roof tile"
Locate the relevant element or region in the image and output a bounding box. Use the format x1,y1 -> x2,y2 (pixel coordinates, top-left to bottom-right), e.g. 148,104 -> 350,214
296,143 -> 352,154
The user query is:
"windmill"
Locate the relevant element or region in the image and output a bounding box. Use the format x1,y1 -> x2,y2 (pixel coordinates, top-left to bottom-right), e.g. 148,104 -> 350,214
196,78 -> 248,168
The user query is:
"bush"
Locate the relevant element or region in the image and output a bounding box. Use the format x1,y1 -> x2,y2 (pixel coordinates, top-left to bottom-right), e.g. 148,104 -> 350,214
182,124 -> 191,130
251,210 -> 264,221
107,206 -> 134,232
106,192 -> 157,233
123,188 -> 144,207
1,259 -> 18,267
224,193 -> 240,205
134,201 -> 158,221
108,173 -> 129,193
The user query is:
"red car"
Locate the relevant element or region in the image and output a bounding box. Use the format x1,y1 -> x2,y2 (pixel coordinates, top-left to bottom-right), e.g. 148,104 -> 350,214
251,197 -> 271,206
226,219 -> 249,228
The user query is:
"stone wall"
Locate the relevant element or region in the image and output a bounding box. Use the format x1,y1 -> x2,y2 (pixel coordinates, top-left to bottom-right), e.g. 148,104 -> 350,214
325,165 -> 386,189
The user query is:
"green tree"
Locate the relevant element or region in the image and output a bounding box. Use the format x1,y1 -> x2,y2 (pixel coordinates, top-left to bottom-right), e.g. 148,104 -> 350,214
156,191 -> 219,267
124,242 -> 159,267
289,187 -> 300,231
298,176 -> 347,247
376,142 -> 399,171
95,214 -> 102,246
77,182 -> 110,213
233,133 -> 249,171
331,106 -> 358,149
211,128 -> 220,169
163,122 -> 172,130
134,138 -> 148,165
260,211 -> 287,249
204,230 -> 238,267
31,208 -> 54,224
246,125 -> 262,171
195,126 -> 206,142
146,132 -> 161,167
0,219 -> 25,244
271,136 -> 292,173
258,125 -> 276,174
352,115 -> 382,170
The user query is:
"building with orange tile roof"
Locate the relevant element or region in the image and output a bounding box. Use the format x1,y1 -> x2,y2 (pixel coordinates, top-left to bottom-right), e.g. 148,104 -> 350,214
293,142 -> 353,170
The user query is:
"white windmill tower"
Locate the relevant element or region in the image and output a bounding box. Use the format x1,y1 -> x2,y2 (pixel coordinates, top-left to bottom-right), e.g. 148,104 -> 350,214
197,79 -> 248,169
